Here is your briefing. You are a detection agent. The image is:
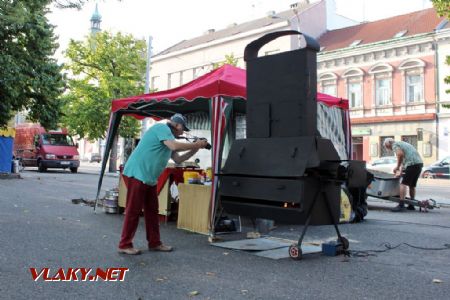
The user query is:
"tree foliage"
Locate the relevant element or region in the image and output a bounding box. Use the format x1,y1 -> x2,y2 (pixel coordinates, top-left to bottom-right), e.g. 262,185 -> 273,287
53,0 -> 87,9
432,0 -> 450,107
213,53 -> 239,69
446,56 -> 450,95
62,31 -> 146,141
0,0 -> 65,129
53,0 -> 122,10
431,0 -> 450,18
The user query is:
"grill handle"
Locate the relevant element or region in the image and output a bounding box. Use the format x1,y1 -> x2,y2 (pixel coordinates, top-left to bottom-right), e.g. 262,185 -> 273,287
244,30 -> 320,61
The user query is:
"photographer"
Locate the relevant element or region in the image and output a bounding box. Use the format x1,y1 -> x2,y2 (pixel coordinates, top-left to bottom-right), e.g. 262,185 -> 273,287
118,113 -> 208,255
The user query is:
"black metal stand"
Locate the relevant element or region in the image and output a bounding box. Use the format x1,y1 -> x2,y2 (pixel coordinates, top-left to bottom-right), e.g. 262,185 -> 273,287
289,180 -> 349,260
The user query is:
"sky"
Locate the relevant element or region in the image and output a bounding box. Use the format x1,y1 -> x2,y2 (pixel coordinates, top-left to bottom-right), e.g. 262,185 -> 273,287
48,0 -> 433,60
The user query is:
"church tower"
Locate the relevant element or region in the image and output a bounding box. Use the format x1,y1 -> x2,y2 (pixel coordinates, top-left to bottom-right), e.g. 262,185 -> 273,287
90,3 -> 102,34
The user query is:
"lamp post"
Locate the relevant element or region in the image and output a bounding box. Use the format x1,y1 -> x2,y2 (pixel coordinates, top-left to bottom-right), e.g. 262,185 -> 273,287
141,36 -> 153,138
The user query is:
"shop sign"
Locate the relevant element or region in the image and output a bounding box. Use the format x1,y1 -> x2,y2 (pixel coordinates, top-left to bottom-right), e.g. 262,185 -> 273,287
352,128 -> 371,136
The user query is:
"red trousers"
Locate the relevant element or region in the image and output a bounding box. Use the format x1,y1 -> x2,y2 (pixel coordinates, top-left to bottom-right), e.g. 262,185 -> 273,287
118,176 -> 161,249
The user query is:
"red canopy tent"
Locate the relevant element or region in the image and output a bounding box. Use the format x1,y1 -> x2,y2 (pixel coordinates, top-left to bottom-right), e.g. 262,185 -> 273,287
111,64 -> 348,114
96,64 -> 349,234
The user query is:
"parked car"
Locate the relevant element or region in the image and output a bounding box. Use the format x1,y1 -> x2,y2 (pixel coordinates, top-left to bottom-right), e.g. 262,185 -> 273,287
421,156 -> 450,179
14,123 -> 80,173
367,156 -> 397,174
90,153 -> 101,163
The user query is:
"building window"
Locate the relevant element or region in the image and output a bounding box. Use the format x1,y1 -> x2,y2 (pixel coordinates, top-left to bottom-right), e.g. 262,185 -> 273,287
401,135 -> 418,150
318,73 -> 337,96
151,76 -> 159,91
348,81 -> 362,108
375,77 -> 391,106
406,73 -> 423,103
399,59 -> 425,104
179,71 -> 184,86
369,64 -> 393,107
343,68 -> 364,108
193,68 -> 200,79
322,81 -> 337,96
167,73 -> 173,89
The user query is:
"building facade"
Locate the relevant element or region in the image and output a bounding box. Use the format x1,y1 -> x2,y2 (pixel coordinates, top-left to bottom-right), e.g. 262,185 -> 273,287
317,8 -> 449,164
436,28 -> 450,159
149,1 -> 450,164
150,0 -> 356,91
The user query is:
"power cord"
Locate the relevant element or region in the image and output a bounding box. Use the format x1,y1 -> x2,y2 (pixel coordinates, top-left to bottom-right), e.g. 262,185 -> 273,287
350,242 -> 450,257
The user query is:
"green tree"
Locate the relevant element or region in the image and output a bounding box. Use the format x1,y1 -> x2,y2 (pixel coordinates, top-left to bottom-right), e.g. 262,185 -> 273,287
62,31 -> 146,171
432,0 -> 450,107
0,0 -> 65,129
54,0 -> 90,9
53,0 -> 122,9
431,0 -> 450,18
213,53 -> 239,69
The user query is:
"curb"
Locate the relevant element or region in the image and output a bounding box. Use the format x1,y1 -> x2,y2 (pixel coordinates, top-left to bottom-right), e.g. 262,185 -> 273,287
0,173 -> 21,180
80,171 -> 119,178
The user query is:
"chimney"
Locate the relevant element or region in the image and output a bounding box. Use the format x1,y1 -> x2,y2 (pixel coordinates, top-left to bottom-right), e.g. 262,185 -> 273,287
290,0 -> 309,9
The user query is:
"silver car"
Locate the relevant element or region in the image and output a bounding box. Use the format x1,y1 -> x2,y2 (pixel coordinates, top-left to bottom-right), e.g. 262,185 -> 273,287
367,156 -> 397,174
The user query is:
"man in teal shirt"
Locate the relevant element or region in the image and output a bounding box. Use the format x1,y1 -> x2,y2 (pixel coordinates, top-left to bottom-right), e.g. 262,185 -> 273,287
383,138 -> 423,212
118,114 -> 208,255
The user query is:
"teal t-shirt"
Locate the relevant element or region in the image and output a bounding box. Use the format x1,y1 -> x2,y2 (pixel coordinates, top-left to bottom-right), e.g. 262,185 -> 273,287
123,123 -> 174,185
392,141 -> 423,168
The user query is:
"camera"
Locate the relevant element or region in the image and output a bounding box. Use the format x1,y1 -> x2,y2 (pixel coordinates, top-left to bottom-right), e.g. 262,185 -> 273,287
175,134 -> 212,150
195,137 -> 212,150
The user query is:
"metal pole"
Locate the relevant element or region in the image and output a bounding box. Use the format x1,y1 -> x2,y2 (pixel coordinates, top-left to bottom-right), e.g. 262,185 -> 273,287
144,36 -> 152,93
141,35 -> 153,138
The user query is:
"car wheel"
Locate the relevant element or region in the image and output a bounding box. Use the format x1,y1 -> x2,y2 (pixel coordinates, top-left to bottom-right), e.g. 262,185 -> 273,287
70,167 -> 78,173
422,171 -> 434,179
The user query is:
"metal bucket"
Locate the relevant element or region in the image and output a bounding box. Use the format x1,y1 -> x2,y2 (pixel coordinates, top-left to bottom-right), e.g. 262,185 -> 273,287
103,197 -> 118,207
103,189 -> 118,213
12,160 -> 20,174
103,206 -> 118,214
105,189 -> 119,198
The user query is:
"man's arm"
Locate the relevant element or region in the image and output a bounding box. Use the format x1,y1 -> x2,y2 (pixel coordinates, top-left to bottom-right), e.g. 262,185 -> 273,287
393,148 -> 404,174
163,139 -> 207,152
171,149 -> 198,164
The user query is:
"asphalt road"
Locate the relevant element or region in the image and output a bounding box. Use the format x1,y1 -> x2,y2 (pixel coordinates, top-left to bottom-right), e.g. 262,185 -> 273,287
416,182 -> 450,206
1,168 -> 450,299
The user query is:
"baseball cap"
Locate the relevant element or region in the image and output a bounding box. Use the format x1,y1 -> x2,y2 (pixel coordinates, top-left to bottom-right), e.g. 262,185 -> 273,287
170,113 -> 190,131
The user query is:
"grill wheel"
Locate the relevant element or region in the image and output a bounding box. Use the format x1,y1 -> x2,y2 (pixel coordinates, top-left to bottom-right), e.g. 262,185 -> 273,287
289,244 -> 302,260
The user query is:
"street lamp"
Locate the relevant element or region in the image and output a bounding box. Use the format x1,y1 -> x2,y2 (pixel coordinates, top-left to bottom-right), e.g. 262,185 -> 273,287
141,36 -> 153,138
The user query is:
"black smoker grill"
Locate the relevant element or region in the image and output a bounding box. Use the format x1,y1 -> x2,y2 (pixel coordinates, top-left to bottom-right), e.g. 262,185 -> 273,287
218,31 -> 366,259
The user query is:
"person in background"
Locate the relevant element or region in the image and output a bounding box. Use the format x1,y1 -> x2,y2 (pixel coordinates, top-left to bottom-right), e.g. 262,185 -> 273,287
118,113 -> 208,255
383,138 -> 423,212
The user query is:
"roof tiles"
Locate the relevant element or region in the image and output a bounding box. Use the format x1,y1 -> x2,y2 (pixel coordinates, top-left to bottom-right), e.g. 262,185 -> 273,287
318,8 -> 447,51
